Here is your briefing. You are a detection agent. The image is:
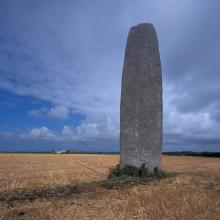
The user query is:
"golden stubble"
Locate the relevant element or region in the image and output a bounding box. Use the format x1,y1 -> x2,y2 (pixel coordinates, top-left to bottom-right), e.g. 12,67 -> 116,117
0,154 -> 219,220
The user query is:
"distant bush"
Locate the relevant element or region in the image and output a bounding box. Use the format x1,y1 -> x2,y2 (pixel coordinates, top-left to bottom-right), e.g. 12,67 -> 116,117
108,164 -> 169,179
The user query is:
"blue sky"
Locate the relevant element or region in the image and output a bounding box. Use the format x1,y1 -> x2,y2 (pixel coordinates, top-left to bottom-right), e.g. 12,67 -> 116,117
0,0 -> 220,152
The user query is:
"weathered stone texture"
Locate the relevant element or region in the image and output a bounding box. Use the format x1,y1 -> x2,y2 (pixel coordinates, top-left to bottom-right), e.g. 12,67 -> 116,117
120,23 -> 162,171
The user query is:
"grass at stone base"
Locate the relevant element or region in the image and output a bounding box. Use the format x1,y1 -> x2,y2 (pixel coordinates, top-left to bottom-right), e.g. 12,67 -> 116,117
100,164 -> 171,190
108,164 -> 170,179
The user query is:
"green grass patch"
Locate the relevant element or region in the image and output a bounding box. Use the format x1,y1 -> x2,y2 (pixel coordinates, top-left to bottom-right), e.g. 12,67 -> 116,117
108,164 -> 169,179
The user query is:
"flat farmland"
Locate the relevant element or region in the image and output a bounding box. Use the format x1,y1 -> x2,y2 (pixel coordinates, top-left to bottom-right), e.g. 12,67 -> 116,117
0,154 -> 219,219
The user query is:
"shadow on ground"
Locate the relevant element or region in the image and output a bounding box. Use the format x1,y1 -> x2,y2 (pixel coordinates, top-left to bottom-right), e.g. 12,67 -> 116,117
0,174 -> 175,205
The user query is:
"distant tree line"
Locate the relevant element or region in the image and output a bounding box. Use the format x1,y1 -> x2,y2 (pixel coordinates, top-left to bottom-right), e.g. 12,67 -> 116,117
163,151 -> 220,157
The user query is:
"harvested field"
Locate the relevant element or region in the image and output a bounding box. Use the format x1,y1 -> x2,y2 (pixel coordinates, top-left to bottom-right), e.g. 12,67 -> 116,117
0,154 -> 219,219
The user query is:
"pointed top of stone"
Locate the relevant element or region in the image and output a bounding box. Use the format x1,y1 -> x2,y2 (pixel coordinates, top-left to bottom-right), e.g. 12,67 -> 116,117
130,23 -> 155,32
131,23 -> 154,28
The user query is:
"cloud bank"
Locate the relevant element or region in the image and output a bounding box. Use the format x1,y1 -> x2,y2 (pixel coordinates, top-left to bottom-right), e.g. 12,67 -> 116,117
0,0 -> 220,151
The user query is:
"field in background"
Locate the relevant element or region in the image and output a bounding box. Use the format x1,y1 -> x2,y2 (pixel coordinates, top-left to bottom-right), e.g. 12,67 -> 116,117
0,154 -> 219,219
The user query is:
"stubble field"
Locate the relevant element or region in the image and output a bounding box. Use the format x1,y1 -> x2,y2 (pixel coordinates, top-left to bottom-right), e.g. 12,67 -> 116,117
0,154 -> 219,219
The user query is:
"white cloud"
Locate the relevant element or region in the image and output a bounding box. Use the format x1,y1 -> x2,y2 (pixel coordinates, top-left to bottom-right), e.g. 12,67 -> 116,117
17,117 -> 119,144
28,107 -> 48,117
164,110 -> 220,147
20,127 -> 56,140
28,106 -> 70,119
47,105 -> 69,119
62,117 -> 119,142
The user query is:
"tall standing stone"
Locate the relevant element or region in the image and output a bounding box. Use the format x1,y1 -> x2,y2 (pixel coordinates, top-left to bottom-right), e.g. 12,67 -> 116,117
120,23 -> 162,171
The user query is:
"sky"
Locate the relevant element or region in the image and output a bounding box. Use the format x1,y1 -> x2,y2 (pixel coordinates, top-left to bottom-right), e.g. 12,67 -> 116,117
0,0 -> 220,152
